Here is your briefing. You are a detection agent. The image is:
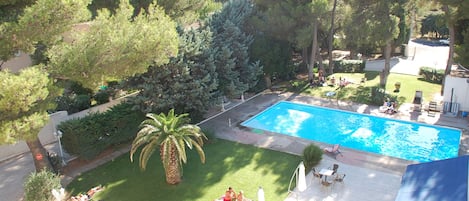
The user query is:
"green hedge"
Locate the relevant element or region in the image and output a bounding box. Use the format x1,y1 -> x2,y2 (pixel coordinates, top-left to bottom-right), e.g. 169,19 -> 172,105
419,67 -> 444,83
58,102 -> 144,160
323,60 -> 365,73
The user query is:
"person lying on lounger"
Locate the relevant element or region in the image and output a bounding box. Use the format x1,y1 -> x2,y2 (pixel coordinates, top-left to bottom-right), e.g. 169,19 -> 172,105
324,144 -> 342,156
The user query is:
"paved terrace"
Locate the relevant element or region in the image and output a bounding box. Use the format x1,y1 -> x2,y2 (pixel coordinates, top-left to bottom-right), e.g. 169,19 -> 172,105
199,90 -> 469,201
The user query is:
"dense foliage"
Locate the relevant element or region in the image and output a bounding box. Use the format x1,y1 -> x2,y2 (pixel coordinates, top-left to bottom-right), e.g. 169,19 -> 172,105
0,66 -> 58,171
325,60 -> 365,73
127,27 -> 218,121
59,103 -> 144,160
208,0 -> 262,97
47,1 -> 179,90
419,67 -> 445,83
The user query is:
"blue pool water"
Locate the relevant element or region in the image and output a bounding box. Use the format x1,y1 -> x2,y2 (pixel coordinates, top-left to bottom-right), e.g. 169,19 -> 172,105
241,101 -> 461,162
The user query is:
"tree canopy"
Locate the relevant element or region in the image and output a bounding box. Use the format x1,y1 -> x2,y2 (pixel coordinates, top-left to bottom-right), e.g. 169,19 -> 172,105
47,0 -> 179,90
0,0 -> 90,62
0,66 -> 58,171
209,0 -> 262,97
128,27 -> 218,120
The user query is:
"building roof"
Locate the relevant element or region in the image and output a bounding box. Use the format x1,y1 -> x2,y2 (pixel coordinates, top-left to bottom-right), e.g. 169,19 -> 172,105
395,155 -> 469,201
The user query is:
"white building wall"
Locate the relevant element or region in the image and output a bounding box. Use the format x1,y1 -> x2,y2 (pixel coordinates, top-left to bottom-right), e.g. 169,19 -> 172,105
443,75 -> 469,112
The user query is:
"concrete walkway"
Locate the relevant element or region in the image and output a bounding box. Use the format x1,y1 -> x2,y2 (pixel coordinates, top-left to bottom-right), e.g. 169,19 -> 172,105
364,40 -> 449,76
0,142 -> 69,201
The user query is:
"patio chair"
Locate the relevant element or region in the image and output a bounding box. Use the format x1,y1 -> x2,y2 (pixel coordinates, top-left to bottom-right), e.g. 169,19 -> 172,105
312,168 -> 322,178
334,173 -> 346,182
413,91 -> 423,111
331,164 -> 339,175
321,180 -> 333,186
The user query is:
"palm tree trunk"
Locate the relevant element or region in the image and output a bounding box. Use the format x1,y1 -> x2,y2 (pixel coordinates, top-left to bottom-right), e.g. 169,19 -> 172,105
26,138 -> 53,172
161,145 -> 182,185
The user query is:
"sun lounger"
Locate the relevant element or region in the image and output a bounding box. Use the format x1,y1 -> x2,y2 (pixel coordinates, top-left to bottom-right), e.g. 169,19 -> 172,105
413,91 -> 423,111
324,144 -> 342,155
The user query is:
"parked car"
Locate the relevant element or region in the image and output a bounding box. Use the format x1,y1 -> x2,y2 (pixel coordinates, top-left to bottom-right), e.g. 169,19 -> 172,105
439,38 -> 450,45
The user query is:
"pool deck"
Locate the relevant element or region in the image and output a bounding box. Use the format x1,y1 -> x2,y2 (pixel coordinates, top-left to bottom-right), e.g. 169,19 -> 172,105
199,90 -> 469,201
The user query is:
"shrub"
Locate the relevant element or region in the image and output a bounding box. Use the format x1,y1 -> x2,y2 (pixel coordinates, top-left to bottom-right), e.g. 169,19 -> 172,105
302,144 -> 323,172
59,102 -> 145,160
54,94 -> 91,114
74,94 -> 91,111
370,86 -> 386,105
68,81 -> 93,96
24,170 -> 61,201
94,90 -> 111,105
324,60 -> 365,73
419,67 -> 444,83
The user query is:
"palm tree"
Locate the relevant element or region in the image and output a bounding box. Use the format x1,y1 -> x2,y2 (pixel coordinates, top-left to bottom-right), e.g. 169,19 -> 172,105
130,109 -> 207,185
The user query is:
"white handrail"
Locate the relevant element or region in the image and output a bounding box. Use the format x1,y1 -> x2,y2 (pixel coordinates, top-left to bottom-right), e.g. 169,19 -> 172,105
287,162 -> 302,199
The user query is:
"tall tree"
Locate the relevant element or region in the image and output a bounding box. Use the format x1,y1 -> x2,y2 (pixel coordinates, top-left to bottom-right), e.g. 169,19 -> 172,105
0,0 -> 90,66
438,0 -> 469,94
128,27 -> 218,120
130,110 -> 207,185
251,0 -> 332,81
327,0 -> 339,74
308,0 -> 329,79
47,1 -> 179,90
0,66 -> 59,172
344,0 -> 400,87
209,0 -> 262,98
250,34 -> 293,88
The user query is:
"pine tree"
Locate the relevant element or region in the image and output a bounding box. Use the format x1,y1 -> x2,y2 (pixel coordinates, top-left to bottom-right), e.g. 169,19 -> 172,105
47,1 -> 179,90
0,66 -> 59,172
209,0 -> 262,98
129,26 -> 218,120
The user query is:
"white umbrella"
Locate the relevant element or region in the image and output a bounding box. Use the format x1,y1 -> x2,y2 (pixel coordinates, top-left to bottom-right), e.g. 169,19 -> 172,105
298,161 -> 307,192
257,186 -> 265,201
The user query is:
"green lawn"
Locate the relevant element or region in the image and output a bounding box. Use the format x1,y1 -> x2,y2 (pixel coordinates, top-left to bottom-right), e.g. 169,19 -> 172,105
294,71 -> 441,105
67,140 -> 302,201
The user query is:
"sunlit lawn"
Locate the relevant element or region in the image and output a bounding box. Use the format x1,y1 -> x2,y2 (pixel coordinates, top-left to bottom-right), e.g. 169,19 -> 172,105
296,71 -> 441,104
67,139 -> 301,201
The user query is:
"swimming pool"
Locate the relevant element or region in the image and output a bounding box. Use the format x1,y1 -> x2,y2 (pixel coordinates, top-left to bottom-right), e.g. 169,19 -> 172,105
241,101 -> 461,162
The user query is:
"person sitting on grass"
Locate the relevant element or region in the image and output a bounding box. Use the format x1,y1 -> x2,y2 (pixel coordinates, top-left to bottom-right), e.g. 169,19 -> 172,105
219,187 -> 236,201
237,190 -> 253,201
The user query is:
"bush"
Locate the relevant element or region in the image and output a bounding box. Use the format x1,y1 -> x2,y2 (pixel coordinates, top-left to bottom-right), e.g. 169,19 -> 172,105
74,94 -> 91,111
59,102 -> 145,160
324,60 -> 365,73
419,67 -> 444,83
94,90 -> 111,105
370,86 -> 386,105
302,144 -> 323,172
24,170 -> 61,201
